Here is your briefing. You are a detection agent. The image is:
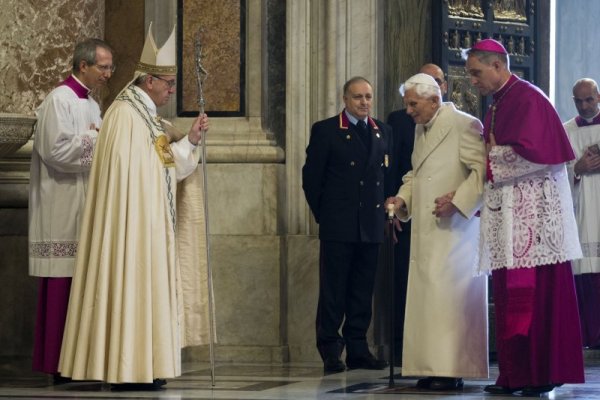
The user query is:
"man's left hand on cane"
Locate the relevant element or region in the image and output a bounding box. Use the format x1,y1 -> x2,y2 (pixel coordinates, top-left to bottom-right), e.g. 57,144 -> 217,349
188,113 -> 209,146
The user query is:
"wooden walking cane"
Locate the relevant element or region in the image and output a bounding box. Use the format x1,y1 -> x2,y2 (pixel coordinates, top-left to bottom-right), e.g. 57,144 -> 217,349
194,28 -> 217,387
386,204 -> 396,388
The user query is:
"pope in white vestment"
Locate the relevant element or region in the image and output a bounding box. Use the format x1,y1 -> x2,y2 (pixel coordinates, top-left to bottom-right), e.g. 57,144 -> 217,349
58,25 -> 213,385
387,74 -> 488,387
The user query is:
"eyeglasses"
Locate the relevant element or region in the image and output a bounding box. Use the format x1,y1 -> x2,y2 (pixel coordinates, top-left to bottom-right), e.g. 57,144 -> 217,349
93,64 -> 116,73
152,75 -> 177,89
434,78 -> 445,85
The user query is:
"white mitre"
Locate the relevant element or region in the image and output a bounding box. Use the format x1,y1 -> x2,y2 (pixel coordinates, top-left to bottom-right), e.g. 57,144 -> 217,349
136,22 -> 177,75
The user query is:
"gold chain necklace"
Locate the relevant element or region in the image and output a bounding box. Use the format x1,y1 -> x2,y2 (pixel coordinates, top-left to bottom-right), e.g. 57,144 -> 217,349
489,78 -> 520,137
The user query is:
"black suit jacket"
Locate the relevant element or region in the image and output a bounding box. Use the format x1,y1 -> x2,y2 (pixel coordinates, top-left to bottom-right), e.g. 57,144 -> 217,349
302,112 -> 392,244
385,109 -> 416,234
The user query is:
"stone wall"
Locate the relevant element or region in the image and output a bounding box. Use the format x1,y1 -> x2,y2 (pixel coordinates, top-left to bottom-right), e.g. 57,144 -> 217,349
0,0 -> 104,114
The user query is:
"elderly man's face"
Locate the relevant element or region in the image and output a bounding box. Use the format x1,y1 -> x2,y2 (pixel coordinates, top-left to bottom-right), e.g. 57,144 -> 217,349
573,82 -> 600,119
147,74 -> 177,107
343,81 -> 373,120
404,88 -> 438,125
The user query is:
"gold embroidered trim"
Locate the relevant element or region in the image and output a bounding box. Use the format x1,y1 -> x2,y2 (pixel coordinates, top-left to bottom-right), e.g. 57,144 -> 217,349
154,134 -> 175,167
136,61 -> 177,75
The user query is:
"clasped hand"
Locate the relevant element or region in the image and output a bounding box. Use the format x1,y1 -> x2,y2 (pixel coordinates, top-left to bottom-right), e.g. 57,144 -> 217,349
574,148 -> 600,176
385,191 -> 457,219
433,191 -> 457,218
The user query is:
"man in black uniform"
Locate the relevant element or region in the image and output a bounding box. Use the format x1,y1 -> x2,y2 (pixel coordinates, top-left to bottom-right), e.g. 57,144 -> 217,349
303,76 -> 391,373
384,64 -> 447,366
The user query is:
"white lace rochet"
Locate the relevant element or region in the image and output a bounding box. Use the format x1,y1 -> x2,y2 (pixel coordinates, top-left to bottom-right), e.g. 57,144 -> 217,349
478,145 -> 582,274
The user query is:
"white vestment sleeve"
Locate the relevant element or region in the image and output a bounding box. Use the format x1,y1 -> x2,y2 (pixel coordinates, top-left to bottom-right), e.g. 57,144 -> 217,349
171,137 -> 201,181
35,95 -> 99,173
489,145 -> 548,183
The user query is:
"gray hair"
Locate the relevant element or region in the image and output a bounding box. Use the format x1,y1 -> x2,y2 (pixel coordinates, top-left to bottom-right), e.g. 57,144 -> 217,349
343,76 -> 372,95
399,81 -> 441,100
72,38 -> 113,72
463,48 -> 510,70
133,73 -> 150,86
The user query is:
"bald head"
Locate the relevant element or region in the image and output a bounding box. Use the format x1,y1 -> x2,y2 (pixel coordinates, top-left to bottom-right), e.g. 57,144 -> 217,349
419,63 -> 447,96
573,78 -> 599,96
572,78 -> 600,119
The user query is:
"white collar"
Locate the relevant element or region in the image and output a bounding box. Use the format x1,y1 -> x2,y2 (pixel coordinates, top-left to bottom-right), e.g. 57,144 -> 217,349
132,85 -> 157,116
422,104 -> 443,131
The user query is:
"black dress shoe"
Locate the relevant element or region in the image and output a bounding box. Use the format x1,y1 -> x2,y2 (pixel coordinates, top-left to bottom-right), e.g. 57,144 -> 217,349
52,374 -> 72,385
484,384 -> 523,394
346,353 -> 388,370
111,380 -> 166,391
416,377 -> 434,388
521,384 -> 557,396
429,377 -> 463,390
323,356 -> 346,373
154,379 -> 167,388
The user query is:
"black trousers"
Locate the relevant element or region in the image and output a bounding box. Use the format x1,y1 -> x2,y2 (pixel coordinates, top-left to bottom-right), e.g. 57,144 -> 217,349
316,240 -> 380,360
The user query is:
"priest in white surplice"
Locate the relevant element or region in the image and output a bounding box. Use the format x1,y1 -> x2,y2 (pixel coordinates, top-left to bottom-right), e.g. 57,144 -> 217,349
564,78 -> 600,348
386,73 -> 488,390
29,39 -> 113,380
59,24 -> 213,388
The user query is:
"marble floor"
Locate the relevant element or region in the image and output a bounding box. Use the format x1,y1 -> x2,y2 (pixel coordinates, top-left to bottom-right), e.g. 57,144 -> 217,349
2,359 -> 600,400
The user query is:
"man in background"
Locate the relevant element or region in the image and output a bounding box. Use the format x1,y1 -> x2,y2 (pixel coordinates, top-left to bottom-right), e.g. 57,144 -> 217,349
303,76 -> 391,374
564,77 -> 600,349
29,38 -> 113,382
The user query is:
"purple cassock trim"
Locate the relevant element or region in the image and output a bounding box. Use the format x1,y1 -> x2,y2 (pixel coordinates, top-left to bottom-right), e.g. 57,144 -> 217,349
575,113 -> 600,127
492,262 -> 585,388
574,273 -> 600,348
32,277 -> 72,374
483,74 -> 575,165
59,75 -> 89,99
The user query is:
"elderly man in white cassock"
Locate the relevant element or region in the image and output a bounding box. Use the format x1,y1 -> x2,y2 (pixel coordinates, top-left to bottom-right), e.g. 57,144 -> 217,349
58,24 -> 213,390
385,73 -> 488,390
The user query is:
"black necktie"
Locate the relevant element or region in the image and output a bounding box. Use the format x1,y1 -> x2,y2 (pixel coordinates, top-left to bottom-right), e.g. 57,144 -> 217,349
356,120 -> 370,149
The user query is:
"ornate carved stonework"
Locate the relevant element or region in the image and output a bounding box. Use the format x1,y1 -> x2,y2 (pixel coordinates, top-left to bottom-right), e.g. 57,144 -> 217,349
434,0 -> 538,118
0,114 -> 36,158
493,0 -> 527,22
448,66 -> 480,117
448,0 -> 484,19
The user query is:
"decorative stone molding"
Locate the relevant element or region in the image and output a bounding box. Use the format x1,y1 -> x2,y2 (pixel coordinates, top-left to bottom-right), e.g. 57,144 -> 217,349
0,114 -> 36,159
